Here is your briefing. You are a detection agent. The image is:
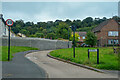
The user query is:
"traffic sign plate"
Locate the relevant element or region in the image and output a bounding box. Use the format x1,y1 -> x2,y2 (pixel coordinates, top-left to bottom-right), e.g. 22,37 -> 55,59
6,19 -> 13,26
89,49 -> 97,52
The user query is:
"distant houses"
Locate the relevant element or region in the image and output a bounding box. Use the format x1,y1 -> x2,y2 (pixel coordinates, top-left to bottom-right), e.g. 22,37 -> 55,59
92,19 -> 119,47
75,32 -> 86,45
76,32 -> 86,41
17,33 -> 26,37
0,14 -> 16,37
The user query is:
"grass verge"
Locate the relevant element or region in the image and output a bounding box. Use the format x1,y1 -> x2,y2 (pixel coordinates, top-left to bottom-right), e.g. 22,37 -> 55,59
50,47 -> 119,70
0,46 -> 38,61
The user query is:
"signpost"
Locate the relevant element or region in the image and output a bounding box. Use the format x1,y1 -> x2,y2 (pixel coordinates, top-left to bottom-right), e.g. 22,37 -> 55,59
88,49 -> 99,64
6,19 -> 14,61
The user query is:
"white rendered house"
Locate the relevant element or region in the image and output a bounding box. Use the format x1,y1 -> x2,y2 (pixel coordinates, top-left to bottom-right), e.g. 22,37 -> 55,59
0,14 -> 16,37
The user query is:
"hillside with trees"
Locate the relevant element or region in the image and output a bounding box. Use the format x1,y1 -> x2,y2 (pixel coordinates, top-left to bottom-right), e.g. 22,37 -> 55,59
11,16 -> 119,40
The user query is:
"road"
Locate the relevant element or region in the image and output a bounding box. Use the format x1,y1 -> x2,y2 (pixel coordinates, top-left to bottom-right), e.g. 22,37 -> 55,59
26,50 -> 118,78
2,50 -> 47,78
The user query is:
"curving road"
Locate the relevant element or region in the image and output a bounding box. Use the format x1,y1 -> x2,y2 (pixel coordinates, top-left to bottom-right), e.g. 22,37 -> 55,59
26,50 -> 118,78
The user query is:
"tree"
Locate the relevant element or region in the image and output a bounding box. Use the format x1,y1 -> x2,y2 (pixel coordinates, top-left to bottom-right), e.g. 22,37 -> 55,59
84,32 -> 97,47
20,29 -> 28,36
46,33 -> 56,39
42,29 -> 47,36
35,33 -> 44,38
56,22 -> 71,39
69,32 -> 79,46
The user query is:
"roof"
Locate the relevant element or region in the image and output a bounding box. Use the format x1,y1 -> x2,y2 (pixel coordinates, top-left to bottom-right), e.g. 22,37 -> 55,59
92,20 -> 109,32
76,32 -> 87,36
2,17 -> 6,25
92,19 -> 119,32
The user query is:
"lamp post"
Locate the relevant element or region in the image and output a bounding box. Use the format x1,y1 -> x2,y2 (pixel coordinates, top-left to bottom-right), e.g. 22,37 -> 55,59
68,27 -> 70,48
70,26 -> 76,58
68,26 -> 72,48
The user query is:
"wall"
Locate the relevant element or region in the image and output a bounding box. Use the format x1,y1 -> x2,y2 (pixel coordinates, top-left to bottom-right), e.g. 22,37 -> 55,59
2,37 -> 72,50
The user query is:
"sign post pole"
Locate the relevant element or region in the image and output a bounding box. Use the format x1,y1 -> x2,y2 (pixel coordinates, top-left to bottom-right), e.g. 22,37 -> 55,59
97,49 -> 99,64
88,49 -> 99,64
6,19 -> 13,61
8,26 -> 10,61
88,49 -> 90,59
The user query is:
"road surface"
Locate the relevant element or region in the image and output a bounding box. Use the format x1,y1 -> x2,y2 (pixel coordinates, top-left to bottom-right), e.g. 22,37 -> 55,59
2,50 -> 47,78
26,50 -> 118,78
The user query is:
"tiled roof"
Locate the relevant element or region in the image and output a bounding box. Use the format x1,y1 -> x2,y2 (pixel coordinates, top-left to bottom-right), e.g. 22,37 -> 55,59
92,19 -> 119,32
92,20 -> 109,32
2,18 -> 6,25
76,32 -> 86,36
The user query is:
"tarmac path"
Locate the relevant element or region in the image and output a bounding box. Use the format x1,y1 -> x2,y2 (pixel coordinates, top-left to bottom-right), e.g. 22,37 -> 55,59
26,50 -> 118,78
2,50 -> 47,78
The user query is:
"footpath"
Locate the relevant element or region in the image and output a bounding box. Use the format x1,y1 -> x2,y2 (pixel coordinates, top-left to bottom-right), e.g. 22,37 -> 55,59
2,50 -> 47,78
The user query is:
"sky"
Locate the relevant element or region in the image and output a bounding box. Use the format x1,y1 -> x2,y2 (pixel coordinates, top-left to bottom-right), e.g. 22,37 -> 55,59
1,2 -> 118,23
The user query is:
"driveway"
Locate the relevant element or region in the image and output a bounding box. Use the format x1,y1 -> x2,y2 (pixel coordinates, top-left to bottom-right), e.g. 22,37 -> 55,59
26,50 -> 118,78
2,50 -> 47,78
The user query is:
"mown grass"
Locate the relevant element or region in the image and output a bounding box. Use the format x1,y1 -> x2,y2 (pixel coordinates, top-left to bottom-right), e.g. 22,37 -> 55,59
0,46 -> 39,61
50,47 -> 119,70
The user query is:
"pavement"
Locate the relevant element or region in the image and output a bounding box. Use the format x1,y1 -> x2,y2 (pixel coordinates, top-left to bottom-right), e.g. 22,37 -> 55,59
25,50 -> 119,78
2,50 -> 47,78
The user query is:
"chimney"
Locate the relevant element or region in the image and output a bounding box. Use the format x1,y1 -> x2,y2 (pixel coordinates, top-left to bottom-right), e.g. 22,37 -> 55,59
0,14 -> 3,19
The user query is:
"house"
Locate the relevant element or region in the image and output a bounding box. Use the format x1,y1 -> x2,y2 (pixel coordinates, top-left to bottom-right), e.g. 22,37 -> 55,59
0,14 -> 16,37
92,19 -> 119,47
75,32 -> 87,45
17,33 -> 26,37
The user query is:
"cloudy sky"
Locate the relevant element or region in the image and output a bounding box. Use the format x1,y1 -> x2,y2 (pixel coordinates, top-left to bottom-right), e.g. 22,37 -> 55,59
2,2 -> 118,23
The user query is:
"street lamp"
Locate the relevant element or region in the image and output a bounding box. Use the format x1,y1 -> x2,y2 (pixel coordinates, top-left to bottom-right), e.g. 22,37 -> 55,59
70,26 -> 76,58
68,27 -> 70,48
68,26 -> 72,48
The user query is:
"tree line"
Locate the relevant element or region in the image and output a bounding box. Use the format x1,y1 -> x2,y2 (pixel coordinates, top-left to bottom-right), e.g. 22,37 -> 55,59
11,16 -> 118,40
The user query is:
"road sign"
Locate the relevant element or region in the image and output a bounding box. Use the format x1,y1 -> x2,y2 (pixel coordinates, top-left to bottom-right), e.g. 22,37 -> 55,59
89,49 -> 97,52
88,49 -> 99,64
6,19 -> 13,26
6,19 -> 14,61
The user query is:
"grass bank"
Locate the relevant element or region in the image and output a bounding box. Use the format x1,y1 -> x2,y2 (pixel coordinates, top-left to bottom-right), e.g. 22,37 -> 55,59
50,47 -> 119,70
0,46 -> 38,61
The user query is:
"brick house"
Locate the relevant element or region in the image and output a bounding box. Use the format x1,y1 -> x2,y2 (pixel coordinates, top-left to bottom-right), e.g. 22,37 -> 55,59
75,32 -> 86,45
92,19 -> 119,47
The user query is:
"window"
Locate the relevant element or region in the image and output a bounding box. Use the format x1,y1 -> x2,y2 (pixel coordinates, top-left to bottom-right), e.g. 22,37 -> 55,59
82,36 -> 85,39
108,40 -> 113,44
108,40 -> 119,44
78,37 -> 80,39
108,31 -> 118,36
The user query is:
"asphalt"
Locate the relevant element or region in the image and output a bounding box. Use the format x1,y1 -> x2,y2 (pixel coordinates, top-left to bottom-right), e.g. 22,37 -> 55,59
26,50 -> 118,78
2,50 -> 47,78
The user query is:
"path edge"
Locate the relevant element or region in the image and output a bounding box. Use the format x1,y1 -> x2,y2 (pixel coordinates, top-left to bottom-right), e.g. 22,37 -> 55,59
47,52 -> 104,73
24,50 -> 49,78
